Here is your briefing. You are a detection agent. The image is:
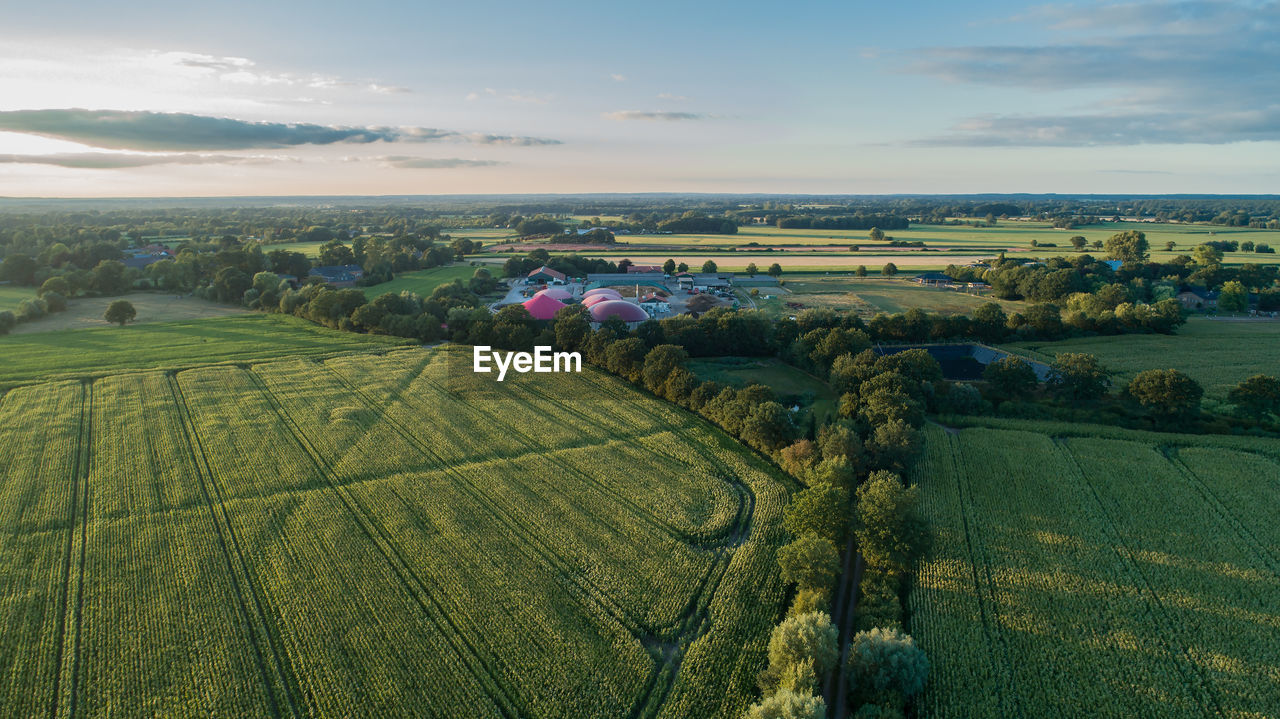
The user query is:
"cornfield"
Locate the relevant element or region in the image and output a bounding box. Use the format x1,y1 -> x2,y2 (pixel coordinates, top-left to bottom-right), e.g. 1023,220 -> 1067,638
909,424 -> 1280,718
0,346 -> 790,718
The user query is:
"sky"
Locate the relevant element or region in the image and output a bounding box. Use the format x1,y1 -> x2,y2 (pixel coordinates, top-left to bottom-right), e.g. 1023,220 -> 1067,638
0,0 -> 1277,196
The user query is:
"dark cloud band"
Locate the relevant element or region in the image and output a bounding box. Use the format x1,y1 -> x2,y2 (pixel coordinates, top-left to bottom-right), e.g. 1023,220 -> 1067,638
0,109 -> 560,151
0,152 -> 275,168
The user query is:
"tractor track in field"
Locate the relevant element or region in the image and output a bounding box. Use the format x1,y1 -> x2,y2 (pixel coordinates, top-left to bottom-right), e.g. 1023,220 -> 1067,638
323,356 -> 755,716
1161,447 -> 1280,576
947,431 -> 1022,719
49,382 -> 89,719
314,361 -> 654,634
1055,439 -> 1227,719
166,374 -> 302,719
241,368 -> 524,719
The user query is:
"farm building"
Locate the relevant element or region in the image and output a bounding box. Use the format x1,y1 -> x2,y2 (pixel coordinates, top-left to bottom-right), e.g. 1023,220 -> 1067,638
914,272 -> 954,287
527,266 -> 567,284
310,264 -> 365,288
586,272 -> 664,286
522,293 -> 567,320
1177,287 -> 1219,310
627,264 -> 663,274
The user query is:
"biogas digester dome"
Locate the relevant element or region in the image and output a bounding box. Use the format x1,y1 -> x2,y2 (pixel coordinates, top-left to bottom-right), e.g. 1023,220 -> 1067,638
534,287 -> 573,301
582,288 -> 622,299
581,294 -> 615,308
588,299 -> 648,323
521,293 -> 566,320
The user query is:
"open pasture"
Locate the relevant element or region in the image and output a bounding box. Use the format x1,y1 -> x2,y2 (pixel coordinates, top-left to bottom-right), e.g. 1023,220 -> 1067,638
358,263 -> 489,299
0,314 -> 410,388
750,278 -> 1024,318
909,422 -> 1280,719
0,346 -> 790,719
1005,318 -> 1280,400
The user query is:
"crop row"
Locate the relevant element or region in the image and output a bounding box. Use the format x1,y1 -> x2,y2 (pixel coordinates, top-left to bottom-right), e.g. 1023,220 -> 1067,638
910,425 -> 1280,719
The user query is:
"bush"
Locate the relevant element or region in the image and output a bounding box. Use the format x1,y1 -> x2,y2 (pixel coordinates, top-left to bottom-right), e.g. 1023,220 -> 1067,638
745,688 -> 826,719
982,356 -> 1038,399
0,310 -> 15,335
768,612 -> 840,680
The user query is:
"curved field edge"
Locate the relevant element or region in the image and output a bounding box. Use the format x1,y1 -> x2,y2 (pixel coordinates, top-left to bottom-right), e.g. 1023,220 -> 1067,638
0,345 -> 791,719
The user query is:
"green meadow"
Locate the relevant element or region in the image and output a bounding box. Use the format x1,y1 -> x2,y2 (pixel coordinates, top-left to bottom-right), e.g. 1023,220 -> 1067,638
0,314 -> 411,388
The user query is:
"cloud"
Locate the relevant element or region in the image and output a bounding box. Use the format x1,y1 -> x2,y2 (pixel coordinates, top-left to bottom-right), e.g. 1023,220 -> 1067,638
0,152 -> 279,169
604,110 -> 709,121
374,155 -> 506,169
899,0 -> 1280,146
657,93 -> 689,101
610,73 -> 627,82
465,88 -> 552,104
165,51 -> 411,93
0,109 -> 561,151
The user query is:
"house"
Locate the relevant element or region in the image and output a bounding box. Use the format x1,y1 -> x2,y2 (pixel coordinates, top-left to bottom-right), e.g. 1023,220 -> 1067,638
121,247 -> 174,270
586,272 -> 664,286
1176,287 -> 1218,310
914,272 -> 954,287
310,264 -> 365,288
526,266 -> 567,284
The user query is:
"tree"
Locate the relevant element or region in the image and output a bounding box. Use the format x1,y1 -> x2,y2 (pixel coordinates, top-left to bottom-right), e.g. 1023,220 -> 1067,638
740,401 -> 796,452
701,259 -> 718,273
769,612 -> 839,679
0,253 -> 38,285
641,344 -> 689,395
777,532 -> 841,592
42,291 -> 68,313
0,310 -> 15,335
847,627 -> 929,703
38,276 -> 71,298
662,258 -> 676,275
1104,230 -> 1149,264
745,689 -> 826,719
971,303 -> 1008,343
768,263 -> 783,278
867,420 -> 922,472
677,262 -> 689,273
855,471 -> 927,576
1165,240 -> 1177,251
1227,374 -> 1280,419
1218,280 -> 1248,312
1192,243 -> 1223,267
881,263 -> 898,277
1126,369 -> 1203,420
1047,353 -> 1111,400
856,266 -> 868,278
746,262 -> 759,277
784,484 -> 850,545
92,260 -> 131,295
869,227 -> 885,242
1069,236 -> 1087,250
104,300 -> 136,326
982,357 -> 1038,399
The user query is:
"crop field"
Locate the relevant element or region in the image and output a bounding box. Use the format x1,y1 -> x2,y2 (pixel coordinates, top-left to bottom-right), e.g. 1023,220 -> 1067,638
748,278 -> 1025,319
908,422 -> 1280,719
359,263 -> 492,299
0,346 -> 790,718
1006,318 -> 1280,400
0,314 -> 411,388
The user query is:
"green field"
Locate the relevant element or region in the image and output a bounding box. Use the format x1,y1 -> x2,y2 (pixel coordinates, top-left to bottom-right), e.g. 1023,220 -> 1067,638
0,314 -> 411,387
688,356 -> 838,424
909,421 -> 1280,719
0,284 -> 34,311
504,221 -> 1280,273
359,264 -> 489,299
748,278 -> 1025,319
0,345 -> 788,718
1006,318 -> 1280,400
